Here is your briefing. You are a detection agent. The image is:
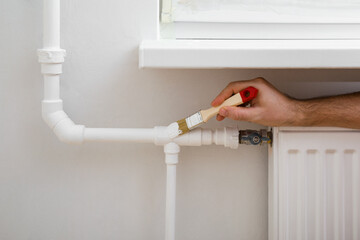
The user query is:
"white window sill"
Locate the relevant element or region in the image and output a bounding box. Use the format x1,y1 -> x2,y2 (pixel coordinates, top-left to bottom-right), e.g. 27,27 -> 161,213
139,40 -> 360,69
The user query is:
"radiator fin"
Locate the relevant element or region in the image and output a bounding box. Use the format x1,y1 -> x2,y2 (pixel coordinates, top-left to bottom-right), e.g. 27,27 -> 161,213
276,131 -> 360,240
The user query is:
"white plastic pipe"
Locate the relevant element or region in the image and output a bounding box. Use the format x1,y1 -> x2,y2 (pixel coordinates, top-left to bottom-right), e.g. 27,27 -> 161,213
43,0 -> 60,49
84,128 -> 155,143
43,75 -> 60,100
37,2 -> 241,240
166,164 -> 176,240
38,0 -> 241,147
164,143 -> 180,240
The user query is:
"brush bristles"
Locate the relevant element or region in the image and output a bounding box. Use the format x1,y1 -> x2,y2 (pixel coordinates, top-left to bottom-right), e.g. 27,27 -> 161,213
177,118 -> 190,135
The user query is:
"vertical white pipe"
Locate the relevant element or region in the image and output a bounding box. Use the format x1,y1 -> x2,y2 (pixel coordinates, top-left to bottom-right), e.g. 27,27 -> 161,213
44,75 -> 60,100
43,0 -> 60,49
164,143 -> 180,240
166,164 -> 177,240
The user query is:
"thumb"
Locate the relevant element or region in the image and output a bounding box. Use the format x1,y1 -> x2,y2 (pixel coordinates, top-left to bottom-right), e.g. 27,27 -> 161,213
219,106 -> 256,121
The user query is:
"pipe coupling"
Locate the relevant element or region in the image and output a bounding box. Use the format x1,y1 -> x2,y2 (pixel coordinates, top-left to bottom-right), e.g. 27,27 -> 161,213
164,143 -> 180,165
37,49 -> 66,63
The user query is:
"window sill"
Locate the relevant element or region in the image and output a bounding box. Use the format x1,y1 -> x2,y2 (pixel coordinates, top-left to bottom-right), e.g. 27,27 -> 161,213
139,40 -> 360,69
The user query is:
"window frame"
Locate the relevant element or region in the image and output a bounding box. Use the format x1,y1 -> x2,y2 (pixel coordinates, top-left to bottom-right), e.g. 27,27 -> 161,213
138,0 -> 360,69
163,0 -> 360,40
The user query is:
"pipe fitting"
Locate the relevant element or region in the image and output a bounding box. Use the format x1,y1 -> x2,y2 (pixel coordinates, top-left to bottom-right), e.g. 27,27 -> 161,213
155,126 -> 213,146
154,126 -> 239,148
37,49 -> 66,64
38,49 -> 85,145
175,128 -> 212,146
53,118 -> 85,144
41,63 -> 63,75
239,129 -> 272,145
164,143 -> 180,165
42,100 -> 85,144
42,100 -> 64,128
154,126 -> 171,146
213,127 -> 239,149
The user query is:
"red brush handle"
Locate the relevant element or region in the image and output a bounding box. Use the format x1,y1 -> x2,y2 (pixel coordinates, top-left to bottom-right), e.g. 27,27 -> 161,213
239,86 -> 258,103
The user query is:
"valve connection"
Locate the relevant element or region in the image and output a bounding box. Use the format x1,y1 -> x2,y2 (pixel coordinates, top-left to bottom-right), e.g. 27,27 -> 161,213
239,129 -> 272,145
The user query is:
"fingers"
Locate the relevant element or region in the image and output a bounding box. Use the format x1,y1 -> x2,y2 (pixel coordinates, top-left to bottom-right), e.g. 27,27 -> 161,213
218,106 -> 258,121
211,78 -> 265,107
216,114 -> 225,121
211,82 -> 237,107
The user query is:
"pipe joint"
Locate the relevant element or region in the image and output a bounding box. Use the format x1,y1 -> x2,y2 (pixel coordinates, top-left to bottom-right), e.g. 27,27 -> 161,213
155,126 -> 239,148
155,126 -> 213,146
154,126 -> 171,146
42,100 -> 85,144
53,118 -> 85,144
41,63 -> 63,75
37,49 -> 66,64
178,127 -> 239,148
38,49 -> 65,75
42,100 -> 64,128
213,127 -> 239,149
164,143 -> 180,165
175,128 -> 212,146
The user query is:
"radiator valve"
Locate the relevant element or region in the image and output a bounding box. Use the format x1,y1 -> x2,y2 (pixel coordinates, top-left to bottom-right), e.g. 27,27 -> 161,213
239,129 -> 272,145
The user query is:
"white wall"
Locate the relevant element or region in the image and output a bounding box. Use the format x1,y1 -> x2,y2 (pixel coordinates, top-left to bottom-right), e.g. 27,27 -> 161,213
1,1 -> 360,240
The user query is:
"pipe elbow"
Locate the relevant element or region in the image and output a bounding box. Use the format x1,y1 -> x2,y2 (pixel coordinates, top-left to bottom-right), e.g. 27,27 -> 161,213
42,101 -> 85,144
53,118 -> 85,144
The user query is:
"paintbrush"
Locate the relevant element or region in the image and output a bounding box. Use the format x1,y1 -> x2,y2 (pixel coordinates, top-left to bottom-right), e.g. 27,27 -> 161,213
168,86 -> 258,138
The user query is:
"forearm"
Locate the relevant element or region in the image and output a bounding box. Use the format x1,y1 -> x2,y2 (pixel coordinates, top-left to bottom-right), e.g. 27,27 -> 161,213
294,92 -> 360,129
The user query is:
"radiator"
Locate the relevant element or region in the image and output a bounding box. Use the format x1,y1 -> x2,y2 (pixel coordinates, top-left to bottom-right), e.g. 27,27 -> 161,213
269,127 -> 360,240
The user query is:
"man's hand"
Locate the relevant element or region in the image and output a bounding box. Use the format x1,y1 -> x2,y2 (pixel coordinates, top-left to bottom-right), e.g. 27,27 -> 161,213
212,77 -> 300,126
212,77 -> 360,129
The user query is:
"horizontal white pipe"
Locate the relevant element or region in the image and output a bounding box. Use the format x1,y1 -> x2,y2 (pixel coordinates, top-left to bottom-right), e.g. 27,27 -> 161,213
84,128 -> 155,143
41,102 -> 240,146
43,0 -> 60,49
41,98 -> 240,146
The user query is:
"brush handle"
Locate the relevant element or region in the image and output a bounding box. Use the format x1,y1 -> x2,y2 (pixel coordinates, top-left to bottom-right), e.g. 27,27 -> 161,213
200,86 -> 258,122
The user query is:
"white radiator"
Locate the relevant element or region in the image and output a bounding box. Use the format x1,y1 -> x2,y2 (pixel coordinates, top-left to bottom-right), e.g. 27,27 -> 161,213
269,127 -> 360,240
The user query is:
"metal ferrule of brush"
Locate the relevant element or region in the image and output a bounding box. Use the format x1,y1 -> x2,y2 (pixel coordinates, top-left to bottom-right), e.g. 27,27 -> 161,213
185,111 -> 203,130
176,111 -> 204,135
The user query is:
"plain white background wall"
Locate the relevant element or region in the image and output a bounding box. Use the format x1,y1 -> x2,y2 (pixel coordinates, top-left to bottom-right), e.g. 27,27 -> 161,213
1,1 -> 360,240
